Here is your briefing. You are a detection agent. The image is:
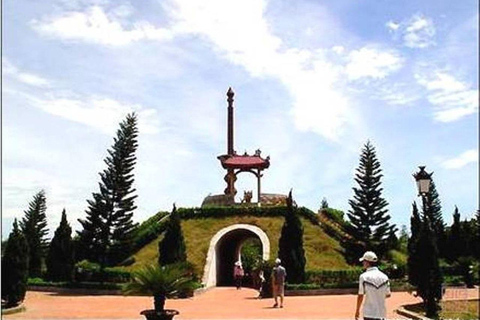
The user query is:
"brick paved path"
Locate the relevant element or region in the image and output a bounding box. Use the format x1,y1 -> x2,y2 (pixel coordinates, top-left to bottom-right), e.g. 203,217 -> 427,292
3,287 -> 477,320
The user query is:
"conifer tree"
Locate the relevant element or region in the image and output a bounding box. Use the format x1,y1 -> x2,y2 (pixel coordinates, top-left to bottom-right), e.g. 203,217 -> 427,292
320,197 -> 329,209
158,204 -> 187,266
408,202 -> 421,287
345,141 -> 396,260
415,215 -> 443,319
425,182 -> 446,257
447,206 -> 462,261
20,190 -> 48,277
2,219 -> 29,307
278,190 -> 306,284
46,209 -> 74,281
77,113 -> 139,267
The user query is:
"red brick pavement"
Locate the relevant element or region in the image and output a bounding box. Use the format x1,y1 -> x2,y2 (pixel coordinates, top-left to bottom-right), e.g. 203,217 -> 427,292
3,287 -> 477,319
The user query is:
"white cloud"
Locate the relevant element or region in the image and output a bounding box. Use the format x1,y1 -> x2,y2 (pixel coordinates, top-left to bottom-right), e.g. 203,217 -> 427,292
442,149 -> 478,169
3,58 -> 50,87
29,94 -> 161,135
164,0 -> 360,141
387,14 -> 435,49
345,47 -> 403,80
386,21 -> 400,31
416,71 -> 478,122
31,5 -> 174,46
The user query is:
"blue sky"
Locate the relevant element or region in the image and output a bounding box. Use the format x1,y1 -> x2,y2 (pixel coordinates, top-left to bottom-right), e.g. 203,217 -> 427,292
3,0 -> 478,240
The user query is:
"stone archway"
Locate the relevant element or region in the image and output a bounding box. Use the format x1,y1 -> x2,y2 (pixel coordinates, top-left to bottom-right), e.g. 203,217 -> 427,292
202,224 -> 270,288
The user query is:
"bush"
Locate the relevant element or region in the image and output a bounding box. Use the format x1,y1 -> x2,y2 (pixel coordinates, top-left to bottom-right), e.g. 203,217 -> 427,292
305,269 -> 363,287
27,278 -> 123,290
74,260 -> 130,283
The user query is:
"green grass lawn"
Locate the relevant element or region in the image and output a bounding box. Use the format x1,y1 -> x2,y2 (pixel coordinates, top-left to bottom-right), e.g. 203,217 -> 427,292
125,215 -> 349,276
405,299 -> 479,320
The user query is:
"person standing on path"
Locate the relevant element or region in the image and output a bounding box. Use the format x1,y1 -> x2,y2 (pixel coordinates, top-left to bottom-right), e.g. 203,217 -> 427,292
272,258 -> 286,308
234,261 -> 244,289
355,251 -> 391,320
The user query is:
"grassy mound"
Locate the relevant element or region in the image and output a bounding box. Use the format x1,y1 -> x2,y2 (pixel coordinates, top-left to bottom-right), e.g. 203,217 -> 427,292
126,212 -> 349,275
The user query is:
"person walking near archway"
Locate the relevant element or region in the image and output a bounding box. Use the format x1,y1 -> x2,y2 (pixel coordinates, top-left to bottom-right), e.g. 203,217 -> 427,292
272,258 -> 286,308
234,261 -> 244,289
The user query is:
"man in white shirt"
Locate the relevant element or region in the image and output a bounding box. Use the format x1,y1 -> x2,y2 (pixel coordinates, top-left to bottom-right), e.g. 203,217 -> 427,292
355,251 -> 391,320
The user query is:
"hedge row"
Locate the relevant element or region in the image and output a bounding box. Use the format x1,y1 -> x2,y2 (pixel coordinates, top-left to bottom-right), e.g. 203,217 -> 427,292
132,211 -> 170,251
177,206 -> 319,225
28,278 -> 123,290
75,260 -> 131,283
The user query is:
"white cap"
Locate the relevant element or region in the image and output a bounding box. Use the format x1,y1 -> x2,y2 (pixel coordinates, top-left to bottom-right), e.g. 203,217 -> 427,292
359,251 -> 378,262
275,258 -> 281,264
235,261 -> 242,266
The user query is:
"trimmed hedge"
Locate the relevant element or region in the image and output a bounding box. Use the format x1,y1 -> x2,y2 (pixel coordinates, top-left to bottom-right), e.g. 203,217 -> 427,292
132,211 -> 170,252
75,260 -> 131,283
177,206 -> 319,225
27,278 -> 123,290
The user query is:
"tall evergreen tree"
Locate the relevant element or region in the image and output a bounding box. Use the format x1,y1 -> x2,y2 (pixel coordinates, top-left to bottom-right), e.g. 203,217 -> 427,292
2,219 -> 29,307
46,209 -> 74,281
320,197 -> 329,209
77,113 -> 139,267
20,190 -> 49,277
425,182 -> 446,258
278,190 -> 306,284
415,215 -> 443,319
344,141 -> 396,260
158,204 -> 187,266
408,202 -> 422,287
446,206 -> 463,261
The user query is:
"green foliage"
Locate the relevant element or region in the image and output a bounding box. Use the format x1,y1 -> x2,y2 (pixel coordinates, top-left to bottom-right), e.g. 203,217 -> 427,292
133,211 -> 169,251
77,113 -> 139,267
415,215 -> 443,319
306,269 -> 362,286
177,205 -> 319,225
240,238 -> 262,275
408,202 -> 421,287
46,209 -> 74,281
344,141 -> 397,262
74,260 -> 131,283
158,205 -> 187,266
122,263 -> 198,312
425,182 -> 447,258
27,278 -> 123,290
20,190 -> 49,278
320,197 -> 329,209
278,191 -> 306,284
2,220 -> 29,308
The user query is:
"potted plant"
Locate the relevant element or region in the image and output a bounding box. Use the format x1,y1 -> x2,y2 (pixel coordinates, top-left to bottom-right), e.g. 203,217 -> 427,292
123,263 -> 197,320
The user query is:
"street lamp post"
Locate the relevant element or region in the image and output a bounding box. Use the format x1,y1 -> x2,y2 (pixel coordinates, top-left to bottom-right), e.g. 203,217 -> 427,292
412,165 -> 441,318
413,165 -> 433,211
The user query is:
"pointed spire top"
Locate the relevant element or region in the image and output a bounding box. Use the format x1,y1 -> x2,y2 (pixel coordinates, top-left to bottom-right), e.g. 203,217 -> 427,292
227,87 -> 234,98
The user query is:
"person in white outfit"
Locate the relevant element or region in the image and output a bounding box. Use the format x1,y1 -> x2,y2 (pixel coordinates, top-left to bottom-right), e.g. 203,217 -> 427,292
355,251 -> 391,320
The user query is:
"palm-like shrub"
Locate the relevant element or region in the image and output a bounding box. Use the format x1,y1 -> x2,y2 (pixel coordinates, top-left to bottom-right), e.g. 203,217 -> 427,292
123,263 -> 197,314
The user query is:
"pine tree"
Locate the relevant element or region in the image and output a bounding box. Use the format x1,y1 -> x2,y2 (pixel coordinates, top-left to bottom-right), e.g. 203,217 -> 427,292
20,190 -> 49,277
416,215 -> 443,319
278,190 -> 306,284
425,182 -> 446,258
77,113 -> 139,267
46,209 -> 74,281
2,219 -> 29,307
408,202 -> 421,287
158,204 -> 187,266
447,206 -> 462,261
345,141 -> 396,260
320,197 -> 329,209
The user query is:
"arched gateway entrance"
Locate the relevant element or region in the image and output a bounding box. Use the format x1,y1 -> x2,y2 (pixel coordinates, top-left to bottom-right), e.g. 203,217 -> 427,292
202,224 -> 270,288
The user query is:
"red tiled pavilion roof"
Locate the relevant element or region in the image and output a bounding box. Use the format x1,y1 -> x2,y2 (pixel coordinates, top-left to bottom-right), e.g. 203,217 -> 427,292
218,153 -> 270,170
